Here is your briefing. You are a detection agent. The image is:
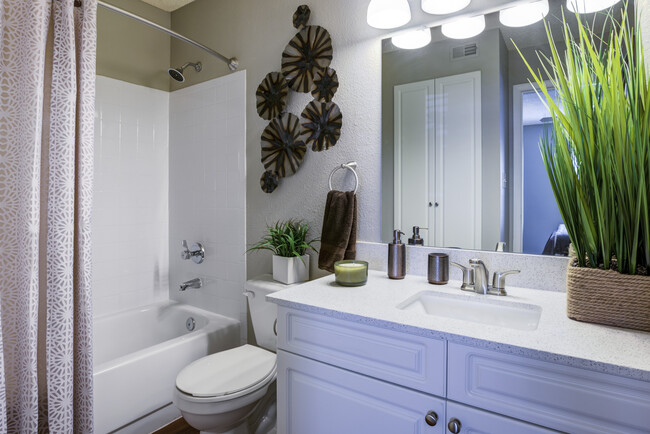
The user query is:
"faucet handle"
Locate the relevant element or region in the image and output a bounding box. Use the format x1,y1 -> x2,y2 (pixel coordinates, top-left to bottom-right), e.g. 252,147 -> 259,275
181,240 -> 191,260
491,270 -> 520,295
180,240 -> 205,264
450,262 -> 475,291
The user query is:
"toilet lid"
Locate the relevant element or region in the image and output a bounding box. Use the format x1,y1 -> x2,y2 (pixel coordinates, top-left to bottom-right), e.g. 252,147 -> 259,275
176,345 -> 276,398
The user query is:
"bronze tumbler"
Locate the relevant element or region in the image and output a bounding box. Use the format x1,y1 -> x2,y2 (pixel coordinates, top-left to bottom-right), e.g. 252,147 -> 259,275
428,253 -> 449,285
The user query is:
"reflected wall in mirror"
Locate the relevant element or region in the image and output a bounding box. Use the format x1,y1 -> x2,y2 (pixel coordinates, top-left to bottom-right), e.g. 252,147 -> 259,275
381,0 -> 633,255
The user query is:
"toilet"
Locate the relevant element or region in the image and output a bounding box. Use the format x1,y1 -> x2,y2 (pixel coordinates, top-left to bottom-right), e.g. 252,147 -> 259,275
173,277 -> 282,434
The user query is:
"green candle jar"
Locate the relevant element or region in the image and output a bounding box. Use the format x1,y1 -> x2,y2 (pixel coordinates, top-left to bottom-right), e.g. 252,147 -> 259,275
334,260 -> 368,286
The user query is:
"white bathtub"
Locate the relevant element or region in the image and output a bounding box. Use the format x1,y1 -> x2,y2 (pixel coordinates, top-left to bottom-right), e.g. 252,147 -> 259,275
93,301 -> 241,433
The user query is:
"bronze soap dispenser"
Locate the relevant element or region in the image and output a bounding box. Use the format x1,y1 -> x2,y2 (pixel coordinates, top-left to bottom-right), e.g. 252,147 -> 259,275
388,230 -> 406,279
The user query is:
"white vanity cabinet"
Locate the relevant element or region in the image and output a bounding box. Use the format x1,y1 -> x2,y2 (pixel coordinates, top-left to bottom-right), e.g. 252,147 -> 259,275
276,307 -> 650,434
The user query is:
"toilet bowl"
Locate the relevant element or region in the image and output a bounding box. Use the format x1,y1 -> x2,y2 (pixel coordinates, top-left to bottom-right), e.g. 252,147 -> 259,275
173,276 -> 284,434
173,345 -> 276,433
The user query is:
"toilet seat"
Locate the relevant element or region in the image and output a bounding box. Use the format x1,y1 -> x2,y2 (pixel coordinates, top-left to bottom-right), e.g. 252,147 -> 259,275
176,345 -> 277,401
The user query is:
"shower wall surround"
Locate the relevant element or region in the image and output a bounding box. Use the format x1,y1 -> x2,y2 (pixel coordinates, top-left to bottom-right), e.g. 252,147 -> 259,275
93,76 -> 170,316
169,72 -> 247,344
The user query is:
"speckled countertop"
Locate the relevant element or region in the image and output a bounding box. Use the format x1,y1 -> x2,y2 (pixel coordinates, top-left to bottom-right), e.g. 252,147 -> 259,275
267,270 -> 650,382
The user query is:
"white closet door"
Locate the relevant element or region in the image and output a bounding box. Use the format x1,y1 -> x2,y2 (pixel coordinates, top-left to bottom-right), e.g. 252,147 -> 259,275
434,71 -> 481,249
394,80 -> 435,245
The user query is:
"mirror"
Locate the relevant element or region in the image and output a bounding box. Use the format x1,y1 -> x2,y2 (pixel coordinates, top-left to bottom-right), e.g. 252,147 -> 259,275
381,0 -> 632,255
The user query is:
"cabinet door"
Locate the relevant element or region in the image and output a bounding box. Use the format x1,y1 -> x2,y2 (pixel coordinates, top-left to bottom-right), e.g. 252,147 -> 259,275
446,402 -> 557,434
278,350 -> 445,434
448,343 -> 650,433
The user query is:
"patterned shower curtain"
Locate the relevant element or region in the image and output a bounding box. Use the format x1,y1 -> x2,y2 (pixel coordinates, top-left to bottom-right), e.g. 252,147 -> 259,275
0,0 -> 96,432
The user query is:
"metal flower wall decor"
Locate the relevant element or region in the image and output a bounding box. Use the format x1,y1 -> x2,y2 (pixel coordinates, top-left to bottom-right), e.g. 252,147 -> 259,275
300,101 -> 342,152
281,25 -> 333,93
311,67 -> 339,102
261,113 -> 307,178
256,4 -> 343,193
260,170 -> 280,193
256,72 -> 288,120
293,5 -> 311,29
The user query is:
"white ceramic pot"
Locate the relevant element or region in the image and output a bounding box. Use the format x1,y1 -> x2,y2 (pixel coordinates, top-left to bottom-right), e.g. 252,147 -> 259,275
272,254 -> 309,285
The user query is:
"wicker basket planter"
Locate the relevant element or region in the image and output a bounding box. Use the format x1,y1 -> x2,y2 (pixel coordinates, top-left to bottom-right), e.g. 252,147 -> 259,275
566,261 -> 650,332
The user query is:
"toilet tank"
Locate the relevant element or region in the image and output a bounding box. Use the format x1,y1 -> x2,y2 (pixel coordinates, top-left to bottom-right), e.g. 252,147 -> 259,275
245,275 -> 298,352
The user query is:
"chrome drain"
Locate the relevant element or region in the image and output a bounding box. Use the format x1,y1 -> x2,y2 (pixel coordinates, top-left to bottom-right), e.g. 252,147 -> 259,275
186,317 -> 196,331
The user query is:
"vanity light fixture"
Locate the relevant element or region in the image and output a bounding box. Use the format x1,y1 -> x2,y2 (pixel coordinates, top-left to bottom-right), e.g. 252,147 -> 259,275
392,26 -> 432,49
441,15 -> 486,39
367,0 -> 412,29
421,0 -> 471,15
566,0 -> 621,13
499,0 -> 549,27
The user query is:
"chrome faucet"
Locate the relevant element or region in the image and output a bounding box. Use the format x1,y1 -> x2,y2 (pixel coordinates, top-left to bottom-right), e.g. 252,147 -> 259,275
179,278 -> 202,291
467,259 -> 520,296
469,259 -> 489,295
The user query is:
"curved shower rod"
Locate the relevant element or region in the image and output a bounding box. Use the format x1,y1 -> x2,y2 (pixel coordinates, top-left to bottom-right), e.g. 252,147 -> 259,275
97,1 -> 239,71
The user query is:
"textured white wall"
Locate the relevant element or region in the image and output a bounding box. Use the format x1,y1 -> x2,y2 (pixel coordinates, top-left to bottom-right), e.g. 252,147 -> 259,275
93,76 -> 170,316
169,73 -> 248,343
239,1 -> 384,280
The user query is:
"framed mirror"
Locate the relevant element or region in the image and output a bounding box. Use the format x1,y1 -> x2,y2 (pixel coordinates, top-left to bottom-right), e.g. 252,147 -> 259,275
381,0 -> 633,255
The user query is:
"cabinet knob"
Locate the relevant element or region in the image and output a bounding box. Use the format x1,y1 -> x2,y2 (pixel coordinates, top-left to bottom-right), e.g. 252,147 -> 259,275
447,418 -> 462,433
424,411 -> 438,426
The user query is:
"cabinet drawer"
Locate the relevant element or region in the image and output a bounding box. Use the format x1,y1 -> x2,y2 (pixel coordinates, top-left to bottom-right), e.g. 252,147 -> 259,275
277,307 -> 446,396
278,350 -> 446,434
446,401 -> 556,434
448,343 -> 650,434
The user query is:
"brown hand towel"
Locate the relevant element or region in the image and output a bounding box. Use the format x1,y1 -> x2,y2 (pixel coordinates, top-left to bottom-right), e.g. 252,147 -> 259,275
318,190 -> 358,273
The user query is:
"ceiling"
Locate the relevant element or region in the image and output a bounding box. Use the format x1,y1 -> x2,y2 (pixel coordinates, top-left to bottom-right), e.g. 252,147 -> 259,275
140,0 -> 196,12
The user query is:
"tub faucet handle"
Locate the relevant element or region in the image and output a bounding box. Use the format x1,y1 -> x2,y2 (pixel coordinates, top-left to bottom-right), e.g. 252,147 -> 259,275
181,240 -> 191,260
181,239 -> 205,264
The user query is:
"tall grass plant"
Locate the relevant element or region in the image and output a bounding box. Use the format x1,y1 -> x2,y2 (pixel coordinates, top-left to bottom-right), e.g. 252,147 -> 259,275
517,3 -> 649,274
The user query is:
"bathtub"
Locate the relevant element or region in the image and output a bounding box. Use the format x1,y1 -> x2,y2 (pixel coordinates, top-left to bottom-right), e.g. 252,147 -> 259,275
93,301 -> 241,433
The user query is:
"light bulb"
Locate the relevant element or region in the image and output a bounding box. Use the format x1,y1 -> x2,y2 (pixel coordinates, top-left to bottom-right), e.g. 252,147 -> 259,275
421,0 -> 471,15
441,15 -> 486,39
392,27 -> 432,49
499,0 -> 549,27
367,0 -> 412,29
566,0 -> 621,14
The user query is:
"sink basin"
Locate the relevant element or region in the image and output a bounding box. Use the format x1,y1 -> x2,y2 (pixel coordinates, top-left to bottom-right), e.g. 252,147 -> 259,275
397,291 -> 542,331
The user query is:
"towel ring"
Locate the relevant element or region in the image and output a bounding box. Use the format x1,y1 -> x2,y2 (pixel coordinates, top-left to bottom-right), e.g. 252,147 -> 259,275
328,162 -> 359,194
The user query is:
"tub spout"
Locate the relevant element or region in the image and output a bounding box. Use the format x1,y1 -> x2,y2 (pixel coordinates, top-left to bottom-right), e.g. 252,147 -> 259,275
179,278 -> 202,291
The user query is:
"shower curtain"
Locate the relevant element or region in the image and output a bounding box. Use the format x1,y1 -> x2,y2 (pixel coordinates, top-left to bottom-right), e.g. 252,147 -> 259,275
0,0 -> 96,432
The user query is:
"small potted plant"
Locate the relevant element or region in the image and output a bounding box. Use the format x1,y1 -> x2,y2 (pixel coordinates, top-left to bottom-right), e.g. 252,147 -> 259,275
248,220 -> 319,284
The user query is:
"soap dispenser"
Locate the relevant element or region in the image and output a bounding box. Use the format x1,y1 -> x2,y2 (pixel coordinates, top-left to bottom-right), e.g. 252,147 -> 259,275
408,226 -> 426,246
388,230 -> 406,279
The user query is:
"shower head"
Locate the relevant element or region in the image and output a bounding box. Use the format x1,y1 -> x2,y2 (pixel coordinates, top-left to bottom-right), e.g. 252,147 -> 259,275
168,61 -> 202,82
